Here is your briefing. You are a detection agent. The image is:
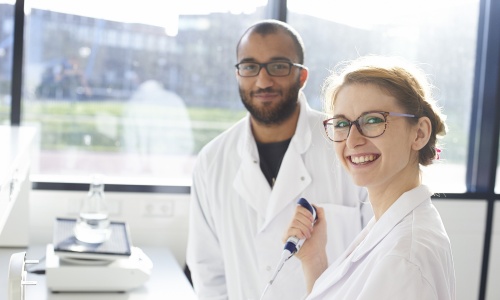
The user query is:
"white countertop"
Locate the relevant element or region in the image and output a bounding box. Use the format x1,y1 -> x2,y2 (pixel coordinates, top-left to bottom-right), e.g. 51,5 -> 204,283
1,245 -> 197,300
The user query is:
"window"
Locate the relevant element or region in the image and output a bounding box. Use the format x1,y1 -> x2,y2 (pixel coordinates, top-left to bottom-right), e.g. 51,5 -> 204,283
22,0 -> 267,184
0,2 -> 13,124
287,0 -> 480,193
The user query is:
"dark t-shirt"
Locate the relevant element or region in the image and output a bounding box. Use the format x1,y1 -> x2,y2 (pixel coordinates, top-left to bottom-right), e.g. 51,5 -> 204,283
256,138 -> 292,187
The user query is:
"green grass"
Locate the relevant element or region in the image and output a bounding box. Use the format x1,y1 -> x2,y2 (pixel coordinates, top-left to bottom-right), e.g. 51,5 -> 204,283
21,100 -> 246,153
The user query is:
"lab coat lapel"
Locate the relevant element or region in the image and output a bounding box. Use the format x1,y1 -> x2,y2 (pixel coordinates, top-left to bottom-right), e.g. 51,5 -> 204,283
351,185 -> 433,262
262,94 -> 312,230
233,116 -> 272,221
262,144 -> 311,230
310,186 -> 434,297
310,220 -> 376,295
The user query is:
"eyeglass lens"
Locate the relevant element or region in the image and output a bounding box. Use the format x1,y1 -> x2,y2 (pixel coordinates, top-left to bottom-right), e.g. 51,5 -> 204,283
325,112 -> 387,141
237,62 -> 292,77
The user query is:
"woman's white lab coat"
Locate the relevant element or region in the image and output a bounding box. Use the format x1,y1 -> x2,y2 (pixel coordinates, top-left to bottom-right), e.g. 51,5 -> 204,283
306,185 -> 456,300
186,94 -> 372,300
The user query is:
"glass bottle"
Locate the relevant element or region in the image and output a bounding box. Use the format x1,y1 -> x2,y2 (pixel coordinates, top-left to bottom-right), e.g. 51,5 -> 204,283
74,174 -> 111,243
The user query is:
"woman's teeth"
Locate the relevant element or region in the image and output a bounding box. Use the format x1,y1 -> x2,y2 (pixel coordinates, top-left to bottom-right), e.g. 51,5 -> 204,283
351,155 -> 376,164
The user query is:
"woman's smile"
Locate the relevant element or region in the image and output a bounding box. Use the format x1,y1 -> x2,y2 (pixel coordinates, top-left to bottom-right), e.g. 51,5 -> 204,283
348,154 -> 379,165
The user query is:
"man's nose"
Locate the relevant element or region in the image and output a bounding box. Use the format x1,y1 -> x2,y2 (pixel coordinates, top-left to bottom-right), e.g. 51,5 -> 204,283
255,67 -> 274,89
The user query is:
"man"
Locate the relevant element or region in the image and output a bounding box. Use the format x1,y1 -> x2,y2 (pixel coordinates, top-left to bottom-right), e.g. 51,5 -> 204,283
186,19 -> 372,300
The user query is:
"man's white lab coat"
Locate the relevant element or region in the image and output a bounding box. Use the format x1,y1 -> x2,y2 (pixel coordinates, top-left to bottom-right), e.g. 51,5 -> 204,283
186,94 -> 372,300
306,185 -> 456,300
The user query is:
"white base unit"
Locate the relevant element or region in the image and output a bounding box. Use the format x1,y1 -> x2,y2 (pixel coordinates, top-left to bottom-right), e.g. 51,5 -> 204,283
45,244 -> 153,292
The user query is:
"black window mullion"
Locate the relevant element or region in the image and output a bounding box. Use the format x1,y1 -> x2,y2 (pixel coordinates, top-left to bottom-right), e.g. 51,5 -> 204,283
468,1 -> 500,299
9,0 -> 25,125
267,0 -> 287,22
467,0 -> 500,193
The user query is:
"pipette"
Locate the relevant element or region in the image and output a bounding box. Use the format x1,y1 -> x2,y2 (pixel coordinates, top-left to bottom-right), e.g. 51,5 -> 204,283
259,198 -> 317,300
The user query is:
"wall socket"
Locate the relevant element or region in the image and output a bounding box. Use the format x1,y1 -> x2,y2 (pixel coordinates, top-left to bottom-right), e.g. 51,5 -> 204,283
143,201 -> 175,218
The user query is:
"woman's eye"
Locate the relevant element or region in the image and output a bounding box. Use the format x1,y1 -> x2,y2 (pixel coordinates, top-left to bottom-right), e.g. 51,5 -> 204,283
334,120 -> 350,128
365,116 -> 384,124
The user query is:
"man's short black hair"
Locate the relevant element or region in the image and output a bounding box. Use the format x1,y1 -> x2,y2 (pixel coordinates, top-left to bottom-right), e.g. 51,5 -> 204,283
236,19 -> 305,64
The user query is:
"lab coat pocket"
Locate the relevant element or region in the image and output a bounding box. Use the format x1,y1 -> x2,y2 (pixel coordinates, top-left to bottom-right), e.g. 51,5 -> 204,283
320,203 -> 363,262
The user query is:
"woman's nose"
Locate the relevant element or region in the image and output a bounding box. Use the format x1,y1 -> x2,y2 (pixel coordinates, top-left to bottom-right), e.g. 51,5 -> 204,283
345,124 -> 365,148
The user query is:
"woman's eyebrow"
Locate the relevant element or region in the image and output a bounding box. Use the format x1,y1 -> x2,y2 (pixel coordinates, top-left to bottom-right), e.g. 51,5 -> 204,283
331,114 -> 349,119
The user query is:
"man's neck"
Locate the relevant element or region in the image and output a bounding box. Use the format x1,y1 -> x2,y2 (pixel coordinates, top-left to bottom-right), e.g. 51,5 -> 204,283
251,105 -> 300,143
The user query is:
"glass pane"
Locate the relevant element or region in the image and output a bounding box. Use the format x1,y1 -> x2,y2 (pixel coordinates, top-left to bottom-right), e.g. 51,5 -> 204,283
0,2 -> 14,124
23,0 -> 267,184
288,0 -> 479,193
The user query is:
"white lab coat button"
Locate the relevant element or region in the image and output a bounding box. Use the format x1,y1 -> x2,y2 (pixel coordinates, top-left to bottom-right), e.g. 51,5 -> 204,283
266,266 -> 272,272
254,160 -> 258,164
301,176 -> 305,181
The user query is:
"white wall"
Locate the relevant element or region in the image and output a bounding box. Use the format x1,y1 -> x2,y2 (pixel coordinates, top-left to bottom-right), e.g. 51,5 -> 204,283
28,191 -> 499,299
28,190 -> 191,267
433,199 -> 487,300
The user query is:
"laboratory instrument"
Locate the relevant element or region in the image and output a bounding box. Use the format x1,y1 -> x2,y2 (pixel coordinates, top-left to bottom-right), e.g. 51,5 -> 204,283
260,198 -> 317,300
46,244 -> 152,292
46,217 -> 152,292
74,174 -> 111,244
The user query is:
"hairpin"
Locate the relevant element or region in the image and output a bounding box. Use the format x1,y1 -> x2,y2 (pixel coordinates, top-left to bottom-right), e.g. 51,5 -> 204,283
435,147 -> 442,160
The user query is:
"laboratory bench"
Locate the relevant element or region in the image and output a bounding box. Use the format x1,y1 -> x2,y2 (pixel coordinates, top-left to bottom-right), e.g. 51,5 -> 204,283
1,245 -> 197,299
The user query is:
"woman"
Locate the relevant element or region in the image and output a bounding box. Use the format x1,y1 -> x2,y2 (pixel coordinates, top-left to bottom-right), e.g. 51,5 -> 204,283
285,55 -> 456,299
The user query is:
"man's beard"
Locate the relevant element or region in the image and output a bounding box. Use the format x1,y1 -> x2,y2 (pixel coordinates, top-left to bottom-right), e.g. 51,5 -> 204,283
239,80 -> 301,126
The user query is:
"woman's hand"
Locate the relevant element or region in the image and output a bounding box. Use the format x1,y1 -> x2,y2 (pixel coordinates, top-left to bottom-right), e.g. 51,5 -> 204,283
283,205 -> 328,292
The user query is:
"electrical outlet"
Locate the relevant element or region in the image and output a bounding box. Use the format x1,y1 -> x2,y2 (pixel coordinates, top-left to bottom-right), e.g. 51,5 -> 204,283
143,201 -> 174,218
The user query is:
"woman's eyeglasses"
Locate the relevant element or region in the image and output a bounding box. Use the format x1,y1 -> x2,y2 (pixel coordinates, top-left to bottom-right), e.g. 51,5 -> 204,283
323,111 -> 416,142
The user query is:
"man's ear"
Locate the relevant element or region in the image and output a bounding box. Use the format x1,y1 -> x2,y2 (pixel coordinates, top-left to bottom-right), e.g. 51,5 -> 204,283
299,67 -> 309,88
412,116 -> 432,151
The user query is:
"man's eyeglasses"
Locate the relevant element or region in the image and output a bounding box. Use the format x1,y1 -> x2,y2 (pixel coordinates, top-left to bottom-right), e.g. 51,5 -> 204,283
235,61 -> 305,77
323,111 -> 417,142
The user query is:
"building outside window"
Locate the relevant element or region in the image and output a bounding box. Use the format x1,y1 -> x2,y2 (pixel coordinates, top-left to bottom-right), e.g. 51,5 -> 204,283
18,0 -> 267,185
287,0 -> 479,193
0,0 -> 486,194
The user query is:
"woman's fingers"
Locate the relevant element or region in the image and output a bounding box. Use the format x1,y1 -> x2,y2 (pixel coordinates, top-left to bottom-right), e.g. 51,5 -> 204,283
283,206 -> 315,242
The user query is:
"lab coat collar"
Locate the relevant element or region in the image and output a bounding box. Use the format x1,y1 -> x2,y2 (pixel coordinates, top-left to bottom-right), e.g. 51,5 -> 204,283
234,91 -> 311,157
313,185 -> 434,291
289,91 -> 313,154
351,185 -> 434,262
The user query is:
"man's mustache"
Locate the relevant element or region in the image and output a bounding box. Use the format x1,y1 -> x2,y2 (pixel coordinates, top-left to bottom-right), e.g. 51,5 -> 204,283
251,88 -> 280,96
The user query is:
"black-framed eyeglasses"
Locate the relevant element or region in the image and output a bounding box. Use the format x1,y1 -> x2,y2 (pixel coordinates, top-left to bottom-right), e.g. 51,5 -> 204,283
323,111 -> 417,142
235,61 -> 305,77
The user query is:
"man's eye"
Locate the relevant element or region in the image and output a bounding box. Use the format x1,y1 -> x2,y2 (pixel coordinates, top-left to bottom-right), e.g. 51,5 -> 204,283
272,63 -> 289,70
242,64 -> 257,71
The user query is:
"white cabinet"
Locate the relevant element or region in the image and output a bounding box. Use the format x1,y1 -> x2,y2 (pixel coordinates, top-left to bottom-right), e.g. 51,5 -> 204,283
0,126 -> 37,247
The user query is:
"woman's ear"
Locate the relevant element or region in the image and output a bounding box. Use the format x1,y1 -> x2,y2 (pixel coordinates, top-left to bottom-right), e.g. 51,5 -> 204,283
412,116 -> 432,151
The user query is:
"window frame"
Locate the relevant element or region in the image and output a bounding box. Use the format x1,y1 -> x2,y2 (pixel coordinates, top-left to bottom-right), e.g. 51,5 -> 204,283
7,0 -> 500,298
